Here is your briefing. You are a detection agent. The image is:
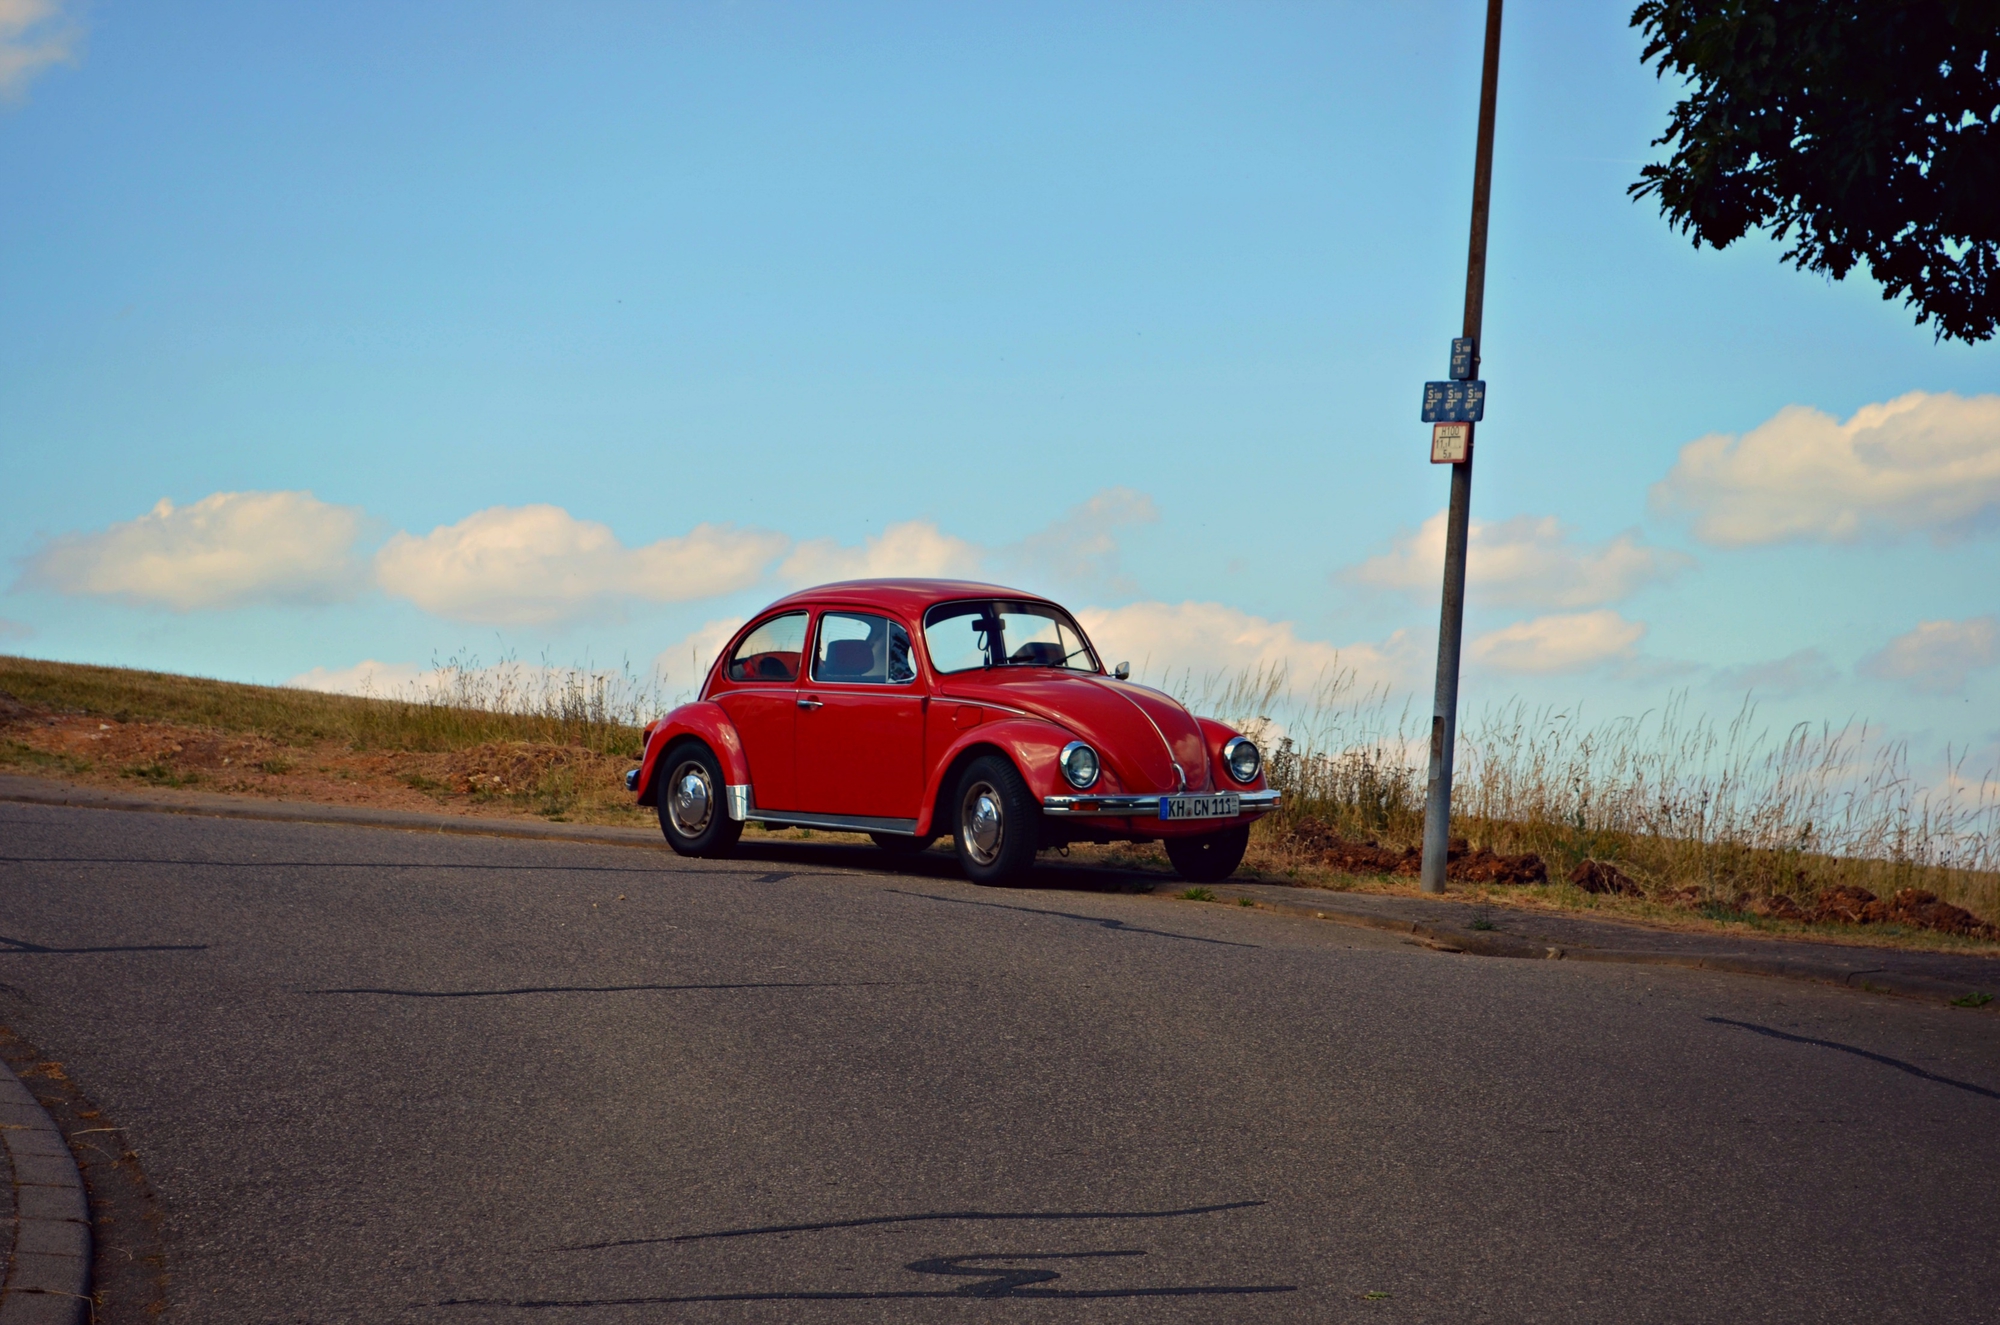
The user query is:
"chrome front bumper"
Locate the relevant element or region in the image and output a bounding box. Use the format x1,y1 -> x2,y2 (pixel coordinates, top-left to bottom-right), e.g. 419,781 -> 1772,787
1041,789 -> 1282,817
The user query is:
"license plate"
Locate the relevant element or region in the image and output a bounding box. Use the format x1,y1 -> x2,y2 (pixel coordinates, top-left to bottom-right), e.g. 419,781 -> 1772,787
1159,794 -> 1240,821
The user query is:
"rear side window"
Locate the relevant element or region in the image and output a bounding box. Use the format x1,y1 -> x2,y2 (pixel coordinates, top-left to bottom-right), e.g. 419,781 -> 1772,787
813,612 -> 916,685
726,612 -> 809,682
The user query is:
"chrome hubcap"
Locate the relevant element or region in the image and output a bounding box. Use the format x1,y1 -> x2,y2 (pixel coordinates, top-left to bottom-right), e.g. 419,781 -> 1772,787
962,780 -> 1004,865
667,760 -> 713,837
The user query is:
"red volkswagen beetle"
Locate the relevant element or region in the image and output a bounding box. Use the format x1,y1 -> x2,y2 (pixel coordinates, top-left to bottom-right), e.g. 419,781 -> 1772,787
628,579 -> 1280,885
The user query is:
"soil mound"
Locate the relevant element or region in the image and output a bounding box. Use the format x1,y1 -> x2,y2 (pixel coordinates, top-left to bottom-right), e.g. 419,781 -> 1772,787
1749,886 -> 1996,937
1281,820 -> 1547,886
1569,859 -> 1643,896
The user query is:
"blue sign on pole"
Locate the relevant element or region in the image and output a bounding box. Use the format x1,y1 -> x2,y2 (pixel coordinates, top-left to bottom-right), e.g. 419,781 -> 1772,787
1422,380 -> 1485,423
1449,338 -> 1476,381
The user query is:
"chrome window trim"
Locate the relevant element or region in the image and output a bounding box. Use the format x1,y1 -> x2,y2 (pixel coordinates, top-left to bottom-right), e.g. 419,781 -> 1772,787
1042,789 -> 1281,816
719,610 -> 812,688
807,609 -> 920,687
919,597 -> 1102,676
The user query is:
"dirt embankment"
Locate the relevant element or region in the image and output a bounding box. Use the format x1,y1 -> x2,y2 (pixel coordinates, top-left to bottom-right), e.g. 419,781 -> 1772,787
0,699 -> 645,826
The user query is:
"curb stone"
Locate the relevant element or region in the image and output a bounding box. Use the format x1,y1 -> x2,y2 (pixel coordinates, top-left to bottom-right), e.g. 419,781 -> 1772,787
6,774 -> 1996,1009
0,1059 -> 91,1325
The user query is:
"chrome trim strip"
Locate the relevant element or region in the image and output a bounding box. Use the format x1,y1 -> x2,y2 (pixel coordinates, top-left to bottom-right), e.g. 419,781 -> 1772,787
1042,790 -> 1282,817
749,807 -> 922,835
724,784 -> 752,821
1096,676 -> 1197,793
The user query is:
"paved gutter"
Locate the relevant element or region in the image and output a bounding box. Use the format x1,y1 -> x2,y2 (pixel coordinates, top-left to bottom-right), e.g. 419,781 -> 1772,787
5,773 -> 1996,1008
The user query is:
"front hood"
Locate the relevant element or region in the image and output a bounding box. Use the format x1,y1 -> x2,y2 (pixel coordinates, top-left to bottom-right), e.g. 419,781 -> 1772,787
941,670 -> 1209,794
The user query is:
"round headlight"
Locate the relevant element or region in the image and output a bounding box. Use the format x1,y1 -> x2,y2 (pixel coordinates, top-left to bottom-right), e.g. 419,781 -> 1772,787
1059,741 -> 1100,789
1223,736 -> 1261,784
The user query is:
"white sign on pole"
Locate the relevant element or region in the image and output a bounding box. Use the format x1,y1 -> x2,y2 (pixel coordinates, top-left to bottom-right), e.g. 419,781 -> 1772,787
1430,421 -> 1471,464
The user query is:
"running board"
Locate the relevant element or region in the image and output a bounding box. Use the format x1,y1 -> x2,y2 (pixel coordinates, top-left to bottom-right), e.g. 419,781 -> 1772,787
749,808 -> 922,836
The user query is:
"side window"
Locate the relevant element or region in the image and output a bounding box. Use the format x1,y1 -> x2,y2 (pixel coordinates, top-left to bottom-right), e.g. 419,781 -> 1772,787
726,612 -> 809,683
812,612 -> 916,685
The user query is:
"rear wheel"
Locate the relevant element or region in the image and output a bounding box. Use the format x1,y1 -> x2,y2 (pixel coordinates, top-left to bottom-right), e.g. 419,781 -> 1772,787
952,755 -> 1040,886
870,833 -> 937,855
654,743 -> 743,858
1164,824 -> 1250,883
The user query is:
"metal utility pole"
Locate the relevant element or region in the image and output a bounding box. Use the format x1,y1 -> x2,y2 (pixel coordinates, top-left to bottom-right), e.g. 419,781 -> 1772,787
1419,0 -> 1503,895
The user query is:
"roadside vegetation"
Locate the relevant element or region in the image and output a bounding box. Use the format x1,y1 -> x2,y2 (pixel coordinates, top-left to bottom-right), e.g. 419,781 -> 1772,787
5,652 -> 1997,948
0,653 -> 659,827
1173,664 -> 2000,945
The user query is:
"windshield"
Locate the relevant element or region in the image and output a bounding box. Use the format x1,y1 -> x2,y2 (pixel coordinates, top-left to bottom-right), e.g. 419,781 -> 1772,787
922,600 -> 1100,674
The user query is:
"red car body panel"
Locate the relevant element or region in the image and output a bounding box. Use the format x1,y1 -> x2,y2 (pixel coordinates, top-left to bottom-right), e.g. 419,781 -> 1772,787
635,578 -> 1275,843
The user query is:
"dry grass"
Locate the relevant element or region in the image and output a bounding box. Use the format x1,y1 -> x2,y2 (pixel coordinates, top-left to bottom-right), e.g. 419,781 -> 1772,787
0,652 -> 659,755
1168,663 -> 2000,928
0,653 -> 664,827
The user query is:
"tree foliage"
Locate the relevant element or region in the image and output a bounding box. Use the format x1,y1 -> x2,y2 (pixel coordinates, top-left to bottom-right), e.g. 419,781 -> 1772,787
1631,1 -> 1999,342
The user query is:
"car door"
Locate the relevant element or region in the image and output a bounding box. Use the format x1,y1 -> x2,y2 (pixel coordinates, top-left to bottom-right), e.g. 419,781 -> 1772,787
711,611 -> 809,811
793,609 -> 926,820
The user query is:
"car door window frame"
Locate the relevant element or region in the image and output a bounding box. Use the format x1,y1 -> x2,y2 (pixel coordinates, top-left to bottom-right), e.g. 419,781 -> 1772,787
808,609 -> 920,687
719,611 -> 812,688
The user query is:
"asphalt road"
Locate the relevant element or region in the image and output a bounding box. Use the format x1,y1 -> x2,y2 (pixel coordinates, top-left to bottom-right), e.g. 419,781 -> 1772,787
2,801 -> 1998,1324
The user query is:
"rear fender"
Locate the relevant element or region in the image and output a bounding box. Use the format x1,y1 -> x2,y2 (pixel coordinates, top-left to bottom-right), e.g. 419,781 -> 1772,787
637,702 -> 750,806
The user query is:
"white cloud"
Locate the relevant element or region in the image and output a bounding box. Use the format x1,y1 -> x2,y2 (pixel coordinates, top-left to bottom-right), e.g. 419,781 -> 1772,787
0,617 -> 31,642
374,505 -> 786,626
778,520 -> 983,585
653,617 -> 746,695
19,491 -> 369,610
1651,391 -> 2000,546
1469,610 -> 1646,674
1348,511 -> 1689,608
1710,648 -> 1840,699
0,0 -> 79,100
1073,600 -> 1417,695
287,660 -> 425,697
1858,617 -> 1999,696
998,487 -> 1160,593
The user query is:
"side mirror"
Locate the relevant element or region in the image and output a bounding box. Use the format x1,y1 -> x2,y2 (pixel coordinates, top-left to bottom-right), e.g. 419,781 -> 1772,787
1114,661 -> 1131,680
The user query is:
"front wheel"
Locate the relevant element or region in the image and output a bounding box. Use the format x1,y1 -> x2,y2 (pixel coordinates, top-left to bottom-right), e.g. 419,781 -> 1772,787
1164,824 -> 1250,883
952,755 -> 1040,886
654,743 -> 743,858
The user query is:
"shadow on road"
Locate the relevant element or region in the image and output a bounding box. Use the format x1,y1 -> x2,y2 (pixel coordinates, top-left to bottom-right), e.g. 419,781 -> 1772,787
1708,1017 -> 2000,1101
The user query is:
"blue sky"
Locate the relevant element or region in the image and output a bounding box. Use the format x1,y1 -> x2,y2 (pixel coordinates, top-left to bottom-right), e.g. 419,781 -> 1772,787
2,1 -> 1996,770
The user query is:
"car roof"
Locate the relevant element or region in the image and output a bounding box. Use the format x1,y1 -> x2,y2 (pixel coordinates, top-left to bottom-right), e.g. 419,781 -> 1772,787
757,578 -> 1063,619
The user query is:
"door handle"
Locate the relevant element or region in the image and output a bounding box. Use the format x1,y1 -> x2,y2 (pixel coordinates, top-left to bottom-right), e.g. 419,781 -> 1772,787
797,697 -> 823,710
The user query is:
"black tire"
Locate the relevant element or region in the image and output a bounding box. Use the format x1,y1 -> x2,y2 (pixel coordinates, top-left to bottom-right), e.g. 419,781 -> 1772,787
951,754 -> 1041,886
654,742 -> 743,858
870,833 -> 937,855
1164,824 -> 1250,883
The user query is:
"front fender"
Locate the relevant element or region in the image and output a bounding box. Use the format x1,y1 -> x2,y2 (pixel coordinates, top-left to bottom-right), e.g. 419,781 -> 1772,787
637,702 -> 750,805
916,716 -> 1131,836
1197,716 -> 1270,792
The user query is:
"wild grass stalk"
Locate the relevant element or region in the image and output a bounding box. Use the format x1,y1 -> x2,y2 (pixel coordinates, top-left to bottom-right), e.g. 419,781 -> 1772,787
1166,661 -> 2000,922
